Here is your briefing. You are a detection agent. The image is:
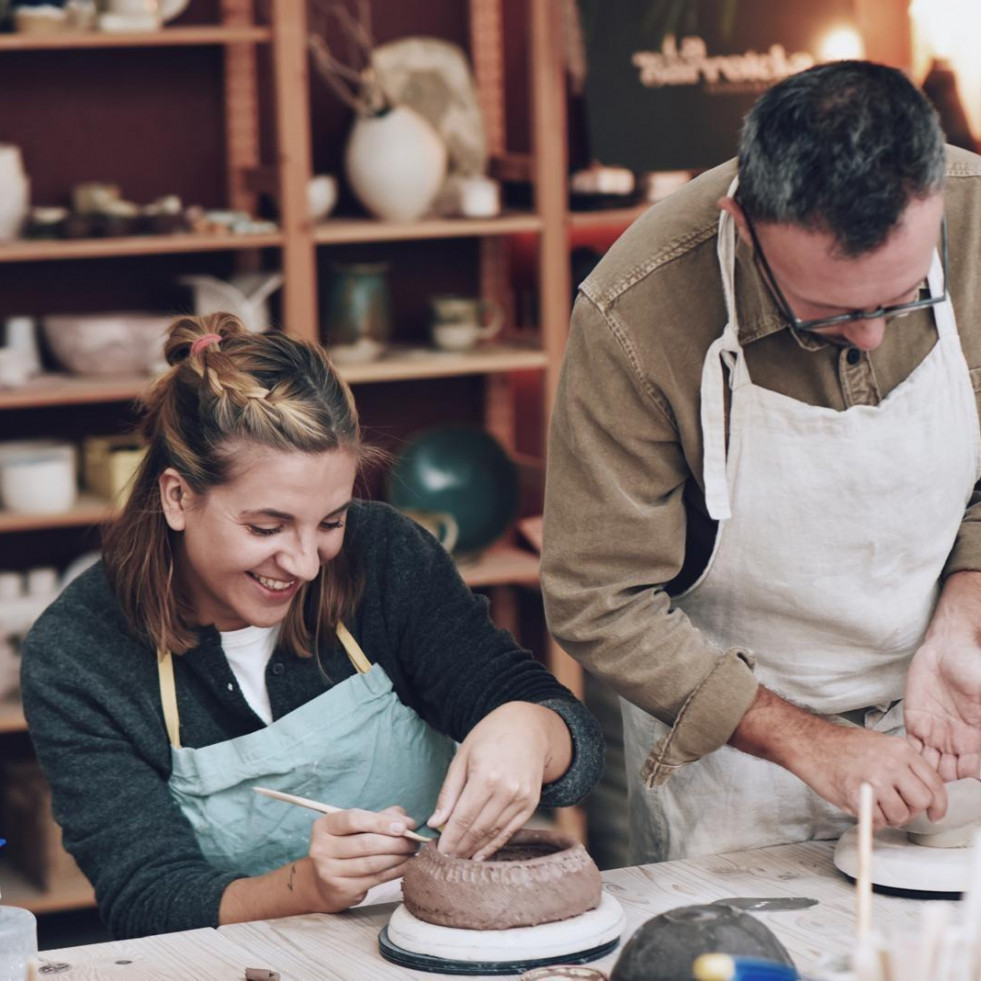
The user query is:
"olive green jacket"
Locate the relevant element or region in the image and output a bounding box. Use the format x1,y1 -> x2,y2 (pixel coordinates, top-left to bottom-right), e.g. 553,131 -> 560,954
542,147 -> 981,784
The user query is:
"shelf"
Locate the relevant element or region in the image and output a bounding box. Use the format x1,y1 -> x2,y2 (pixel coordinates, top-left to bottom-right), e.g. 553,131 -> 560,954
314,212 -> 542,245
0,25 -> 272,51
0,345 -> 547,410
0,231 -> 283,263
0,495 -> 112,533
0,374 -> 151,409
0,859 -> 96,915
339,344 -> 547,384
457,543 -> 540,588
568,204 -> 650,229
0,699 -> 27,734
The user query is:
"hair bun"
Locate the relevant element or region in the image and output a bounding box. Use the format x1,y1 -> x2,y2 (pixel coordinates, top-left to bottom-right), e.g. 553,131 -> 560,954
163,313 -> 249,366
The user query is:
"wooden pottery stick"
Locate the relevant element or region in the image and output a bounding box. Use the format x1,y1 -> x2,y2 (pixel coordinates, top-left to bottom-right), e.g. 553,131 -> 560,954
961,827 -> 981,977
852,936 -> 883,981
856,782 -> 874,944
252,786 -> 432,843
917,902 -> 951,980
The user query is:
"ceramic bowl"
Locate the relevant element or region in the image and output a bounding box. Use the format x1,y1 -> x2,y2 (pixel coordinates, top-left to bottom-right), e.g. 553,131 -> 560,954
43,312 -> 170,376
0,441 -> 77,514
401,829 -> 602,930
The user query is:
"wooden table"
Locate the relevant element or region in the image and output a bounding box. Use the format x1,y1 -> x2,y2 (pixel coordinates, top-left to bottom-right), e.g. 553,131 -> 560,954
40,840 -> 929,979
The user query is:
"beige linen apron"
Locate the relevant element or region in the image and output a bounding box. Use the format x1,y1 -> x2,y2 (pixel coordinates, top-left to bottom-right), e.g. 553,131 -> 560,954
622,192 -> 981,863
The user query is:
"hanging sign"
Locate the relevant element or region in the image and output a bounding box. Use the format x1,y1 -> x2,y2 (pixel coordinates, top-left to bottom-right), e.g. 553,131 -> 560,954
577,0 -> 860,171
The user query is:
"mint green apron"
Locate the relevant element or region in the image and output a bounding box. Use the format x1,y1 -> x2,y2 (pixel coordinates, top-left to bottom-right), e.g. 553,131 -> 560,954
158,623 -> 456,875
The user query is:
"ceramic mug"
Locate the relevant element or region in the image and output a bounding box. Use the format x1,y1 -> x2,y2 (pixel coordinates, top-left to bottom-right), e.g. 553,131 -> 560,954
400,509 -> 459,554
429,295 -> 504,352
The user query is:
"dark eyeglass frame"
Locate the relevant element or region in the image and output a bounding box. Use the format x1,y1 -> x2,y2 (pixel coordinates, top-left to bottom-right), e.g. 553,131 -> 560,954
737,204 -> 949,333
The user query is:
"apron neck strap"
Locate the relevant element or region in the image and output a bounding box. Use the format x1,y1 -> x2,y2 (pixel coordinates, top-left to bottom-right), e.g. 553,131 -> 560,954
157,623 -> 372,750
334,622 -> 373,675
701,176 -> 749,522
928,249 -> 956,339
158,648 -> 182,750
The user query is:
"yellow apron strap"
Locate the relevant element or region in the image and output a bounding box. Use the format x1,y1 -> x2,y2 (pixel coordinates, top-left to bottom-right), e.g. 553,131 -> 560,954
158,626 -> 369,748
157,648 -> 182,750
335,622 -> 372,675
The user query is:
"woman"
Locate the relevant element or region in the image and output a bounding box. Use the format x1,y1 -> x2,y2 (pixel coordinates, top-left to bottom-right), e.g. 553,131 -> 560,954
21,314 -> 603,939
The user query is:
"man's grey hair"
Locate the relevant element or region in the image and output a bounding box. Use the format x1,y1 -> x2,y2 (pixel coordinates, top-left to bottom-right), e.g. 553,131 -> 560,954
737,61 -> 947,256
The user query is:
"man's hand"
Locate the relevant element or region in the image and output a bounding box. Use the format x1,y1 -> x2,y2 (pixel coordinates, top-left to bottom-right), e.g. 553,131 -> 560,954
905,571 -> 981,781
731,686 -> 947,830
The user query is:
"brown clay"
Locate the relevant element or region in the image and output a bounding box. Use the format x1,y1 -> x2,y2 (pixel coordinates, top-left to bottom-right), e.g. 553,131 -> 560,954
402,829 -> 602,930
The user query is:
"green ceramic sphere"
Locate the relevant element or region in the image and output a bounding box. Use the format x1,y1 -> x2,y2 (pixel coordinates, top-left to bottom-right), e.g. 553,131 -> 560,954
388,426 -> 520,554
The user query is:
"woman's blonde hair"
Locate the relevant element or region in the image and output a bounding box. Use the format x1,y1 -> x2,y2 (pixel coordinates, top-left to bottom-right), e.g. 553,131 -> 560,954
103,313 -> 377,657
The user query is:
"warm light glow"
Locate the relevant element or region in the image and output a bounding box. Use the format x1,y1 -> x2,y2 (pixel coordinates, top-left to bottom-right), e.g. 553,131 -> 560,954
819,27 -> 865,62
911,0 -> 981,140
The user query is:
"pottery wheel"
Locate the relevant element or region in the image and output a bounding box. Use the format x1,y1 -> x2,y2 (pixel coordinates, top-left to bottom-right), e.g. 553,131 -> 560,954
379,891 -> 625,975
834,825 -> 975,894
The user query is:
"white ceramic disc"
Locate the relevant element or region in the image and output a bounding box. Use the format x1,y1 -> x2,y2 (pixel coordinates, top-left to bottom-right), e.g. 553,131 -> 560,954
834,826 -> 972,892
385,891 -> 625,964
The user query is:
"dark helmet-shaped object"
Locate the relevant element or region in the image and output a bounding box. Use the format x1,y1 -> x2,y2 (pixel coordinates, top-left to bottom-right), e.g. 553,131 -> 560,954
609,903 -> 794,981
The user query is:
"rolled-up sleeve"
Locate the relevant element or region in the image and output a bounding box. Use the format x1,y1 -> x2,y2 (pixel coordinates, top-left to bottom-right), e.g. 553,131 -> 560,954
541,292 -> 759,784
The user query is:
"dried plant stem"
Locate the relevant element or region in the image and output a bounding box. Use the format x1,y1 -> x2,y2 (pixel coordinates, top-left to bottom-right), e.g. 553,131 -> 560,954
307,0 -> 384,117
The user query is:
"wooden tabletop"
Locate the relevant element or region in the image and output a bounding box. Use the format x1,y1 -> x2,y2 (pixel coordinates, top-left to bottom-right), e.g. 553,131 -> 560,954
40,840 -> 928,980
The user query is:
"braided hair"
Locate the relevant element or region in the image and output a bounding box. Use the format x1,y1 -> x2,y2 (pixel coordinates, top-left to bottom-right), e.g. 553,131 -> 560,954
103,313 -> 377,657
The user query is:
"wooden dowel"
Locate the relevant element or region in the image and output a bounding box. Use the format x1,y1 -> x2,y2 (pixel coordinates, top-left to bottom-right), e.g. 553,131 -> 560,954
252,786 -> 433,843
857,782 -> 874,943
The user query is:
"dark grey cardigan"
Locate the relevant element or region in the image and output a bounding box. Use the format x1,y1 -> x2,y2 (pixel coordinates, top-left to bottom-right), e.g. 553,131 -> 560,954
21,501 -> 603,938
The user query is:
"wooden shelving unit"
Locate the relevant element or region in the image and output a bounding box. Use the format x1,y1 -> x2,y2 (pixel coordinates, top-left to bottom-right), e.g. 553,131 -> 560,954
313,212 -> 543,244
0,345 -> 547,409
0,860 -> 96,915
0,698 -> 27,734
569,204 -> 649,229
0,0 -> 588,916
0,24 -> 272,50
0,495 -> 112,534
0,231 -> 283,263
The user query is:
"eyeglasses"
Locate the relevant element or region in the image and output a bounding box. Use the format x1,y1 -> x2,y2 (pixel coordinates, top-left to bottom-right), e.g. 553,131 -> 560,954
738,206 -> 948,333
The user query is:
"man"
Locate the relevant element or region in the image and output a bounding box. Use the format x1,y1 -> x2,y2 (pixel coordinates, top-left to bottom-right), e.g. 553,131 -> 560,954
542,60 -> 981,862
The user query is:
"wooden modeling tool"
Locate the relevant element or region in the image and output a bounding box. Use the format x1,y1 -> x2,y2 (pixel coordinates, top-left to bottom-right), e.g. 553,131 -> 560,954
856,782 -> 873,943
252,786 -> 434,843
852,783 -> 882,981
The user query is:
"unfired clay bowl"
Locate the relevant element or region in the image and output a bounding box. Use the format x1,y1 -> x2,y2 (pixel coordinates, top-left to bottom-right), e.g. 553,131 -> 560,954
401,829 -> 602,931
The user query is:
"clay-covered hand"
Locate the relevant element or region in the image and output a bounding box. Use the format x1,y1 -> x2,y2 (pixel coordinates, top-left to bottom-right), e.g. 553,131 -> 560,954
789,724 -> 948,831
307,805 -> 418,912
428,701 -> 572,861
905,572 -> 981,782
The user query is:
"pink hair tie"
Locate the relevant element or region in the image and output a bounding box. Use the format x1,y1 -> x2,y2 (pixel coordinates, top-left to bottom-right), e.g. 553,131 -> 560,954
190,333 -> 223,356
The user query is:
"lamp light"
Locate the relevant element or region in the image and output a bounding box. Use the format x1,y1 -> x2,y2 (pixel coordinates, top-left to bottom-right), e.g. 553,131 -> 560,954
818,26 -> 865,62
910,0 -> 981,148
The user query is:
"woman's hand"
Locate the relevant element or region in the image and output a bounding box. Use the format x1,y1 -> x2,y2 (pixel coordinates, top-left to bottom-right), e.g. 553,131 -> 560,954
428,701 -> 572,861
307,805 -> 419,912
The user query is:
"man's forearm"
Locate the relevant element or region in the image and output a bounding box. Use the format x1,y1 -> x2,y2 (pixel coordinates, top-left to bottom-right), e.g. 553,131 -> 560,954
926,570 -> 981,644
728,684 -> 836,775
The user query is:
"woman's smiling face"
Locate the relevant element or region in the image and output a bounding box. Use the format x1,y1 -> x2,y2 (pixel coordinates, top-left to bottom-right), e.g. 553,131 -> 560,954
160,441 -> 358,630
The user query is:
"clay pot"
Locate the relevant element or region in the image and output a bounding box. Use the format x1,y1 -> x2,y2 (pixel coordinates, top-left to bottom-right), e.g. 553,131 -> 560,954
402,829 -> 602,931
609,903 -> 794,981
344,105 -> 447,223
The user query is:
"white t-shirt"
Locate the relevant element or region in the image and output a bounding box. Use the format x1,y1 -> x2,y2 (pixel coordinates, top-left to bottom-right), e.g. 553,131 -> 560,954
219,623 -> 281,725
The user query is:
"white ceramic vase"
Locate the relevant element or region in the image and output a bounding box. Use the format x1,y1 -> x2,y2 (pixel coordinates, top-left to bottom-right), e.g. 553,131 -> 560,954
344,105 -> 447,223
0,145 -> 29,242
